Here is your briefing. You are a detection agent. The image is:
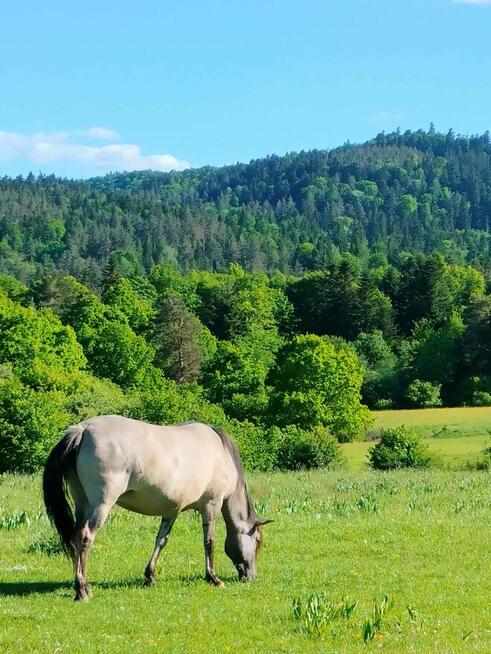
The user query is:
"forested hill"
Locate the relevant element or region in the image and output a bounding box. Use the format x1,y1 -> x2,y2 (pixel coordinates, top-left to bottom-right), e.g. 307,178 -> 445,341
1,128 -> 491,284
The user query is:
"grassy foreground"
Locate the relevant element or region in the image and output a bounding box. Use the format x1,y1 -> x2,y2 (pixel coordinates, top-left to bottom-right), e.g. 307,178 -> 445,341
1,470 -> 490,653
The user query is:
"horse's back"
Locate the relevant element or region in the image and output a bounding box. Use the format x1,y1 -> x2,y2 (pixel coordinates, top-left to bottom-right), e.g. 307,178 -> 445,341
74,415 -> 237,515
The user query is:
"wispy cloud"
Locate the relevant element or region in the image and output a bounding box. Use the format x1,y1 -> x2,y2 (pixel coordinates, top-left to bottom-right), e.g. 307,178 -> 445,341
79,127 -> 121,140
0,128 -> 190,173
369,110 -> 403,124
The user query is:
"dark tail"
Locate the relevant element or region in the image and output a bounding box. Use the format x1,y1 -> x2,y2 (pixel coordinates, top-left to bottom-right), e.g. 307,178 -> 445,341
42,426 -> 84,560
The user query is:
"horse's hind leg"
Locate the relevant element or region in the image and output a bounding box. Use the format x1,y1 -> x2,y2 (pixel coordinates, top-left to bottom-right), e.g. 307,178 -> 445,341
144,517 -> 176,587
73,501 -> 114,601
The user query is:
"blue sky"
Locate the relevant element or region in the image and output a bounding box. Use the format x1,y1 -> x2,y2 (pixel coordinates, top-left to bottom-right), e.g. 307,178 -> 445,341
1,0 -> 491,178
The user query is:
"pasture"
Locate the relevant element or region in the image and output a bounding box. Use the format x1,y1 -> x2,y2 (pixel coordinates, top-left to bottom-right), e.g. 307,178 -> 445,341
371,406 -> 491,439
1,466 -> 490,653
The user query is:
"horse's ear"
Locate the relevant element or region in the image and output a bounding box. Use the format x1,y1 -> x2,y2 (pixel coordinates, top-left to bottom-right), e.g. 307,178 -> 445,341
255,518 -> 274,527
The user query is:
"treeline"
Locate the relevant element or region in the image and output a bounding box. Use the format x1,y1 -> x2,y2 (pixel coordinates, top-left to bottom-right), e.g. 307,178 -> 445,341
0,254 -> 489,473
1,128 -> 491,283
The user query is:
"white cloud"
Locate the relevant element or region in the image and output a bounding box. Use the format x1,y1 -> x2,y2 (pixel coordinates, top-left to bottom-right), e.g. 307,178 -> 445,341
0,129 -> 190,173
369,111 -> 403,124
80,127 -> 120,140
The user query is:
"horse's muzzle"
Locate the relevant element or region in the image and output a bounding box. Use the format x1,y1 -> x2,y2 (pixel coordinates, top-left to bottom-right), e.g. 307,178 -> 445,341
236,563 -> 257,581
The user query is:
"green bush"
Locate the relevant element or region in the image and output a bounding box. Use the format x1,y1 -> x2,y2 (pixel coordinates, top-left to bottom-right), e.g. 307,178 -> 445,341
406,379 -> 442,408
472,391 -> 491,407
0,375 -> 70,473
231,421 -> 281,472
470,446 -> 491,471
274,425 -> 340,470
369,426 -> 431,470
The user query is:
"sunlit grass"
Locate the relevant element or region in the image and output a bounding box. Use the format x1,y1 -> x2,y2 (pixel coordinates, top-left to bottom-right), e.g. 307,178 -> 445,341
372,406 -> 491,439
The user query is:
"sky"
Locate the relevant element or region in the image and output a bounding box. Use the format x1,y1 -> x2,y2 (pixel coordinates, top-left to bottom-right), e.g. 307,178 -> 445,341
1,0 -> 491,178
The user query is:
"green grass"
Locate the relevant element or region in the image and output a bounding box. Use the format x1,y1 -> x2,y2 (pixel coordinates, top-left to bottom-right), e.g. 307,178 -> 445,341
341,435 -> 490,472
371,407 -> 491,439
1,469 -> 490,653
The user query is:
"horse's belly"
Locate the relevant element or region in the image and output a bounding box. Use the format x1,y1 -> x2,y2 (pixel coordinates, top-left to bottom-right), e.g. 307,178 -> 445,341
116,488 -> 180,517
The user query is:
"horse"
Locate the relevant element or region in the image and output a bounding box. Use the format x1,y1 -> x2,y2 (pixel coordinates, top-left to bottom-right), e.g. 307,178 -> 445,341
42,415 -> 272,601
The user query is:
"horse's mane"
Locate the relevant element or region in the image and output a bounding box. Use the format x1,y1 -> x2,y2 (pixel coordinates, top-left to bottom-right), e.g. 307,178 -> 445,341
212,426 -> 257,522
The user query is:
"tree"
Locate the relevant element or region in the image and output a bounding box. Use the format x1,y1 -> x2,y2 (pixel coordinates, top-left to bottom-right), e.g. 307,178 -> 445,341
154,296 -> 210,383
406,379 -> 442,408
354,331 -> 397,408
268,334 -> 372,441
86,321 -> 155,388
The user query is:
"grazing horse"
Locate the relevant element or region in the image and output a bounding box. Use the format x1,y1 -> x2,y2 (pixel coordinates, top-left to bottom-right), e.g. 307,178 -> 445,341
43,415 -> 271,601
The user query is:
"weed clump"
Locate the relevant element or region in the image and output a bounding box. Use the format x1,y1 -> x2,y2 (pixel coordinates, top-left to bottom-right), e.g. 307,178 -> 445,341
292,592 -> 357,637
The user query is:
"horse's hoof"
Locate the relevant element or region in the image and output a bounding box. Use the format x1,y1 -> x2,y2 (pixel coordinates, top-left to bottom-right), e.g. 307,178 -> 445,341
144,576 -> 155,587
74,588 -> 91,601
206,576 -> 225,588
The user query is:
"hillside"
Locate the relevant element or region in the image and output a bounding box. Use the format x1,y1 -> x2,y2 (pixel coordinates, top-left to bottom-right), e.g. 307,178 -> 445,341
1,128 -> 491,285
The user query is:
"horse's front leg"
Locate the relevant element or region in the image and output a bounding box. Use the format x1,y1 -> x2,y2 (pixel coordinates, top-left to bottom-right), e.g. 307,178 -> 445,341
201,505 -> 224,587
144,517 -> 175,587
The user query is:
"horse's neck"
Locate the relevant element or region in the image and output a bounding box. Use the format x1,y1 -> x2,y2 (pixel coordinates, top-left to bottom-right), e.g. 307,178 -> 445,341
222,483 -> 252,530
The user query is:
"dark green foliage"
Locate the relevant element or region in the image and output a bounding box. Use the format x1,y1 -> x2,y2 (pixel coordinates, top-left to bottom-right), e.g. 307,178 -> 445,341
369,427 -> 431,470
472,391 -> 491,407
474,446 -> 491,470
153,296 -> 209,383
2,129 -> 491,283
354,331 -> 397,408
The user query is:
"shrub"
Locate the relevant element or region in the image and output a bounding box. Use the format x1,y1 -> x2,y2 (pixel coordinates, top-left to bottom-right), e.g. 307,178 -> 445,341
469,446 -> 491,471
0,375 -> 70,473
406,379 -> 442,408
374,399 -> 394,410
472,391 -> 491,407
275,425 -> 340,470
369,426 -> 431,470
231,421 -> 280,472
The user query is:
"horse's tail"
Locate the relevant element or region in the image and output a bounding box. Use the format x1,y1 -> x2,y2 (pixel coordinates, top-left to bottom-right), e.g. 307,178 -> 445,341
42,425 -> 85,560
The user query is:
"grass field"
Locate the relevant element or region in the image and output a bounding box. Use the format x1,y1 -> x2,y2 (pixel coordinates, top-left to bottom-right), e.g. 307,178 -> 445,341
371,406 -> 491,439
1,468 -> 490,653
341,435 -> 490,471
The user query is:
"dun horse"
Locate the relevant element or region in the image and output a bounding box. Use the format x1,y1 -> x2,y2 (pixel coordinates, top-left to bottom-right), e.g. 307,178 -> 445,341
43,415 -> 271,600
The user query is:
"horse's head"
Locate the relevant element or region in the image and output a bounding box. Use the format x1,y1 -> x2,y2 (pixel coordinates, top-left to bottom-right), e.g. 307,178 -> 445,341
225,518 -> 273,581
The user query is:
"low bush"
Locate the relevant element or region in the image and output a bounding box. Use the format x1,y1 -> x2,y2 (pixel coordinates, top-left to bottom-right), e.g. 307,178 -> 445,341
369,426 -> 431,470
406,379 -> 442,408
472,391 -> 491,407
468,445 -> 491,471
275,425 -> 340,470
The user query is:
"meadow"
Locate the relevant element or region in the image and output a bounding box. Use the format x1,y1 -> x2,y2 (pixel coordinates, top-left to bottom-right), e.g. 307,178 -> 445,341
1,462 -> 490,653
371,407 -> 491,440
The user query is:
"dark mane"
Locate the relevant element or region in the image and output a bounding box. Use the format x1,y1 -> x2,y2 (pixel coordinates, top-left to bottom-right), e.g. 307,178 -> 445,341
212,426 -> 257,522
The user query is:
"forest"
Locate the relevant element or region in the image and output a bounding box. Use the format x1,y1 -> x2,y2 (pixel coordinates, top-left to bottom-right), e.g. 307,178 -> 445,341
0,128 -> 490,474
0,128 -> 490,283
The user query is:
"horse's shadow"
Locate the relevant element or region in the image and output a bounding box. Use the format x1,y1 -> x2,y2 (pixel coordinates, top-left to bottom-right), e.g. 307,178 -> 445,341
0,574 -> 241,597
0,578 -> 143,597
0,581 -> 71,597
